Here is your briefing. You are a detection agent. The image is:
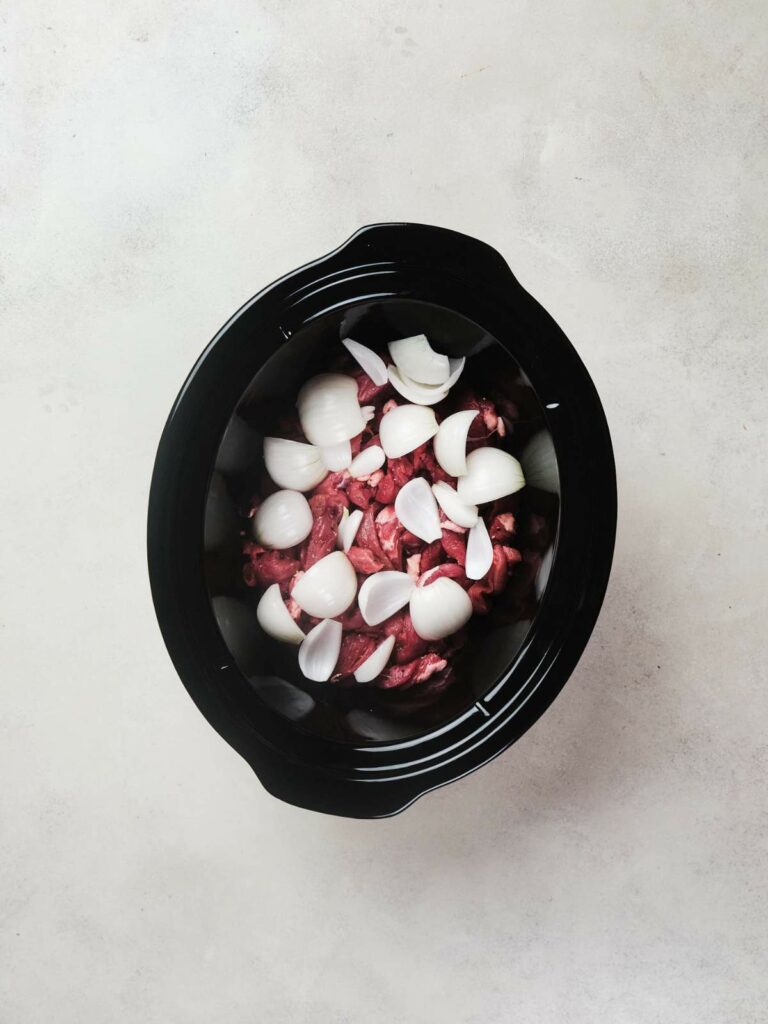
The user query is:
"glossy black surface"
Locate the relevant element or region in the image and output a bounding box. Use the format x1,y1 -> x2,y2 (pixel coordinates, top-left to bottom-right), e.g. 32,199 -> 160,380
147,223 -> 617,818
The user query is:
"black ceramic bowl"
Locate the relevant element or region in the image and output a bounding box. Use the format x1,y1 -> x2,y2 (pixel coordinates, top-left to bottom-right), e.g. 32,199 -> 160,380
147,223 -> 616,818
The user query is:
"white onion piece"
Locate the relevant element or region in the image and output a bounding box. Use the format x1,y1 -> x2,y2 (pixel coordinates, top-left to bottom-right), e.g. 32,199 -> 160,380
298,619 -> 342,682
253,490 -> 313,550
337,505 -> 348,538
348,445 -> 385,479
263,437 -> 327,492
319,439 -> 352,471
362,405 -> 376,423
433,409 -> 478,477
394,477 -> 442,543
379,404 -> 438,458
292,551 -> 357,618
354,635 -> 396,683
465,517 -> 493,580
338,508 -> 363,551
432,481 -> 478,529
388,334 -> 450,385
256,584 -> 305,644
358,571 -> 414,626
409,576 -> 472,641
520,430 -> 559,493
387,365 -> 450,406
297,373 -> 365,447
456,448 -> 526,505
342,338 -> 388,386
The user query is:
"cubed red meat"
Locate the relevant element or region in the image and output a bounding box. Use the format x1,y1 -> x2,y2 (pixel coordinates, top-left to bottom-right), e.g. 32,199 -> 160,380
346,546 -> 388,574
381,610 -> 430,664
489,512 -> 516,542
375,474 -> 398,504
388,455 -> 414,488
337,605 -> 380,634
400,530 -> 425,550
310,471 -> 349,504
380,653 -> 448,689
412,442 -> 453,484
301,494 -> 346,568
502,545 -> 522,566
467,544 -> 516,613
454,394 -> 502,450
348,479 -> 376,509
440,529 -> 467,566
353,367 -> 392,405
243,549 -> 301,588
418,562 -> 469,589
332,633 -> 378,680
355,505 -> 390,568
375,505 -> 404,570
376,453 -> 414,504
419,539 -> 443,572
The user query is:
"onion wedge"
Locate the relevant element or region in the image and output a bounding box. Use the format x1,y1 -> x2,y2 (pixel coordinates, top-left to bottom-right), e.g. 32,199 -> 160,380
354,635 -> 396,683
298,619 -> 342,682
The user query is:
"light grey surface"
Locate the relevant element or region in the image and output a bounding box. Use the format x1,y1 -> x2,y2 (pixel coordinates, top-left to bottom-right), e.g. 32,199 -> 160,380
2,1 -> 767,1021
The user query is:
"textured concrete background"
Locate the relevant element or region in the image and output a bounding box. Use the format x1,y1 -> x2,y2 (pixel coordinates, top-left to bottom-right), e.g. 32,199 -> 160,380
2,1 -> 767,1021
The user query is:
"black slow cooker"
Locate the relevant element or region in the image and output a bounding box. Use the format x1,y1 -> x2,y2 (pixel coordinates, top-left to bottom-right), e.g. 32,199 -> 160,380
147,223 -> 616,817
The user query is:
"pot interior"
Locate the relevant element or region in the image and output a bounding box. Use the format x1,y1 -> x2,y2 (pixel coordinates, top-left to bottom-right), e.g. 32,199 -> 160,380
203,299 -> 559,744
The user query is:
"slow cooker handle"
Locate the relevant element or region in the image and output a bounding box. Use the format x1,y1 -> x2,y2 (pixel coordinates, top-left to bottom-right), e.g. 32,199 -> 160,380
329,221 -> 520,292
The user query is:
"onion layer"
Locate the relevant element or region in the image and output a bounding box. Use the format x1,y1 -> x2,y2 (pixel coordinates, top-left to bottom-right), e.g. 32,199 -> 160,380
298,619 -> 342,681
349,445 -> 385,479
263,437 -> 327,492
394,477 -> 442,543
358,571 -> 414,626
432,481 -> 478,528
379,404 -> 438,458
409,576 -> 472,640
433,409 -> 477,477
297,373 -> 365,447
456,447 -> 526,505
337,508 -> 363,551
292,551 -> 358,618
256,584 -> 305,644
387,365 -> 450,406
342,338 -> 388,386
319,440 -> 352,471
388,334 -> 450,385
253,490 -> 313,550
354,635 -> 396,683
465,517 -> 493,580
